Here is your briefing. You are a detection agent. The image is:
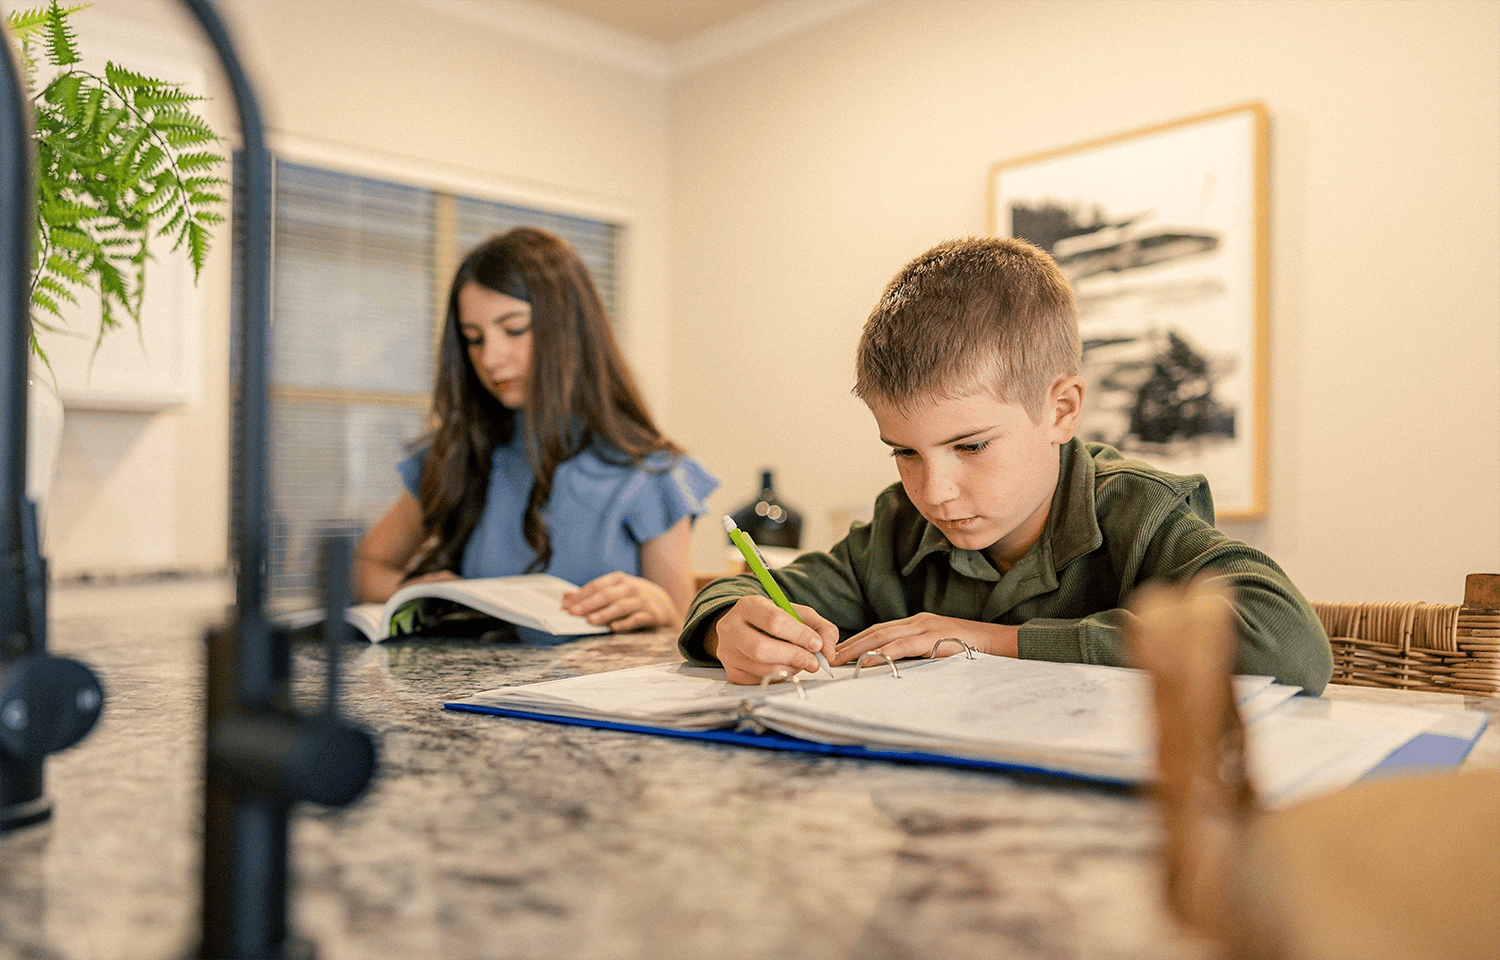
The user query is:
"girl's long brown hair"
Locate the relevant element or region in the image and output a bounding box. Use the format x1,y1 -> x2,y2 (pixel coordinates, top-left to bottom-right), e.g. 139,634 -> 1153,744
407,227 -> 679,578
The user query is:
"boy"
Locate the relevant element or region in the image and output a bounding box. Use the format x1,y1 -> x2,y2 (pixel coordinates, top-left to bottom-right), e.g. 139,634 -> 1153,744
681,237 -> 1333,693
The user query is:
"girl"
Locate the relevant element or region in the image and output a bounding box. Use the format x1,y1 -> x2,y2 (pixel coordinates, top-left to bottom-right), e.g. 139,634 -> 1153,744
355,228 -> 717,631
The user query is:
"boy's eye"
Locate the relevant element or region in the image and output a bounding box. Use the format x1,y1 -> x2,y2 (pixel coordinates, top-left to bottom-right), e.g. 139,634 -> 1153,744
889,448 -> 918,460
955,440 -> 991,455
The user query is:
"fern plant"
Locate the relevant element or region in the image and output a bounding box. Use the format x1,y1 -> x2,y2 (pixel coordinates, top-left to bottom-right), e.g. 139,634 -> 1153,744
4,0 -> 226,362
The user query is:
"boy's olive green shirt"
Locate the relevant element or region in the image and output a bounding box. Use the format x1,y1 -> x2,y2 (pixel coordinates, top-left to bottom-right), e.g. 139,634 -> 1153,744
681,439 -> 1334,694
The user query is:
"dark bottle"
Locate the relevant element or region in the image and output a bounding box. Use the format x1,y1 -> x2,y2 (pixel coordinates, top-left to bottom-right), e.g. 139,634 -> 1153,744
729,470 -> 803,549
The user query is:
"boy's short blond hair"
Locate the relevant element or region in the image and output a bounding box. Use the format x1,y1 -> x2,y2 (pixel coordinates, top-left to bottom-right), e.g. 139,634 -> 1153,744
854,237 -> 1082,422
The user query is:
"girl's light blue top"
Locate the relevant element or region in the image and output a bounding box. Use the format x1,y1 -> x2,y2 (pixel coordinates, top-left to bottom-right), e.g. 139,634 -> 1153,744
398,428 -> 719,587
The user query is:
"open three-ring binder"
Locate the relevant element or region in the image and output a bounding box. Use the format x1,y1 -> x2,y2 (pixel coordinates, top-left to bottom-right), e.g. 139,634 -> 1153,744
444,647 -> 1488,809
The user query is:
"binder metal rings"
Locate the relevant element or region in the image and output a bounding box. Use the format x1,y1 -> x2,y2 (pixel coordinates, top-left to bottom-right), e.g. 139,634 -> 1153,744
928,637 -> 977,660
735,667 -> 807,733
753,667 -> 809,699
853,652 -> 900,678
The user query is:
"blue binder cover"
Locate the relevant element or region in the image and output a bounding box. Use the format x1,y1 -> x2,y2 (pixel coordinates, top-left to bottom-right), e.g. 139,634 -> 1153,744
1359,731 -> 1486,779
441,699 -> 1487,789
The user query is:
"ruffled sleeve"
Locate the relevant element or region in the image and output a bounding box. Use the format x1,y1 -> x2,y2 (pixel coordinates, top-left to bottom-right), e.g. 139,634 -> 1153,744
621,453 -> 720,544
396,446 -> 428,498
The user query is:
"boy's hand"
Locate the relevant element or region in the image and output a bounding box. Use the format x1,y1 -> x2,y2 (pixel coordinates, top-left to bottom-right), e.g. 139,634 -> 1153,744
705,595 -> 839,685
830,613 -> 1019,666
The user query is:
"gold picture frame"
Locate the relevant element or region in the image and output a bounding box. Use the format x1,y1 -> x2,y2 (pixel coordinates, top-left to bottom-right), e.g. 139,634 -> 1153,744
989,103 -> 1269,519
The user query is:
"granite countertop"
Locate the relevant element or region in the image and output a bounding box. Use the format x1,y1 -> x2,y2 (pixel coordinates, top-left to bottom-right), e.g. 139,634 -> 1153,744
4,578 -> 1493,960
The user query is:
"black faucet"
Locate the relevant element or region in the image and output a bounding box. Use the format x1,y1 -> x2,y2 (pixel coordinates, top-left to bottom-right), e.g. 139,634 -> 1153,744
178,4 -> 378,958
2,2 -> 377,954
0,0 -> 106,835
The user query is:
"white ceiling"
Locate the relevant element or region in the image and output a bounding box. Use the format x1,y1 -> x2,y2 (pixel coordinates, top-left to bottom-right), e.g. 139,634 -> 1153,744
431,0 -> 869,77
529,0 -> 777,43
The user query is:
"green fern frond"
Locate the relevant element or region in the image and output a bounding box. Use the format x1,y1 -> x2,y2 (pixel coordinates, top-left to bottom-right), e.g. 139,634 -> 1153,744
97,235 -> 139,251
16,1 -> 226,357
133,86 -> 202,110
41,0 -> 82,66
96,256 -> 128,301
115,124 -> 151,163
173,151 -> 221,172
38,199 -> 100,226
102,62 -> 156,91
78,83 -> 103,129
184,220 -> 211,272
48,234 -> 101,260
182,176 -> 227,195
4,3 -> 85,89
137,143 -> 168,177
42,71 -> 83,110
31,290 -> 62,318
35,275 -> 79,305
44,253 -> 89,284
159,203 -> 189,237
94,103 -> 127,141
4,6 -> 57,35
30,335 -> 53,376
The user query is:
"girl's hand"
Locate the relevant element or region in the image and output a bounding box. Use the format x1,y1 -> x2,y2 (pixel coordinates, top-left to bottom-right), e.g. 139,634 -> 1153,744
402,569 -> 462,588
829,613 -> 1019,667
563,571 -> 681,632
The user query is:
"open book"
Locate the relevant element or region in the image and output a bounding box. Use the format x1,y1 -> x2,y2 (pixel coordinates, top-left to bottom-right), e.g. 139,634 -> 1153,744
445,653 -> 1489,808
331,574 -> 608,641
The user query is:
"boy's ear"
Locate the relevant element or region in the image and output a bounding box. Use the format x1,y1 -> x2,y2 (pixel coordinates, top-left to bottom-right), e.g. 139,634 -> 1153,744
1048,375 -> 1086,442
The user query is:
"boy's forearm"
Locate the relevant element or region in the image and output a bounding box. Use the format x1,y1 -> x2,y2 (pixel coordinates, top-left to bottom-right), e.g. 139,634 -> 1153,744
1211,569 -> 1333,694
1017,609 -> 1134,666
679,609 -> 729,666
678,574 -> 759,665
1015,573 -> 1333,694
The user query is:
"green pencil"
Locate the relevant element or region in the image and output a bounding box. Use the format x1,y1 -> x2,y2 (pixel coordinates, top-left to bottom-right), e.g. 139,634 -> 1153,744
723,515 -> 833,678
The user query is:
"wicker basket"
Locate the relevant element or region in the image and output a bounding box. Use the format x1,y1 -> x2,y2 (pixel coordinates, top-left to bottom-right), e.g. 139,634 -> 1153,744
1312,575 -> 1500,695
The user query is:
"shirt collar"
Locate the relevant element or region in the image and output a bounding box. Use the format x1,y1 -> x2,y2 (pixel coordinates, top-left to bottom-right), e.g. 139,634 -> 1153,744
1047,437 -> 1105,569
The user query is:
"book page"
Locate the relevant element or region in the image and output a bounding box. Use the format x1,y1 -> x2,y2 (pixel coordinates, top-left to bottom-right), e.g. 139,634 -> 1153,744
388,574 -> 606,636
1246,698 -> 1458,808
756,655 -> 1158,759
752,659 -> 1304,780
344,603 -> 386,641
271,603 -> 393,641
458,661 -> 852,730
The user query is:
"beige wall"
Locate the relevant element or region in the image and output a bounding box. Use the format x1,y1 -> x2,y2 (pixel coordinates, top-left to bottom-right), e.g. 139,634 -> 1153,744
669,0 -> 1500,603
30,0 -> 1499,609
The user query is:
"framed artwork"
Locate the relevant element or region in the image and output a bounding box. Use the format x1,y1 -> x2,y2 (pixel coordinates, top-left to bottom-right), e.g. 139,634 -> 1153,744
989,103 -> 1269,518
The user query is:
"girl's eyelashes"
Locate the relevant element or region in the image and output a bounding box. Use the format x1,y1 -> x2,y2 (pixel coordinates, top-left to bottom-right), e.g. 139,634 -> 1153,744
461,323 -> 530,346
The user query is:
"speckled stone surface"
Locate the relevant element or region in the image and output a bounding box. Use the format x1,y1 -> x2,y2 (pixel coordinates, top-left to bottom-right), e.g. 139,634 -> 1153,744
3,578 -> 1495,960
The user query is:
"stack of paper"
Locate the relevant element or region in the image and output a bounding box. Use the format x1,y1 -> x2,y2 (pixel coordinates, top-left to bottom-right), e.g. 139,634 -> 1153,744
448,653 -> 1488,808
